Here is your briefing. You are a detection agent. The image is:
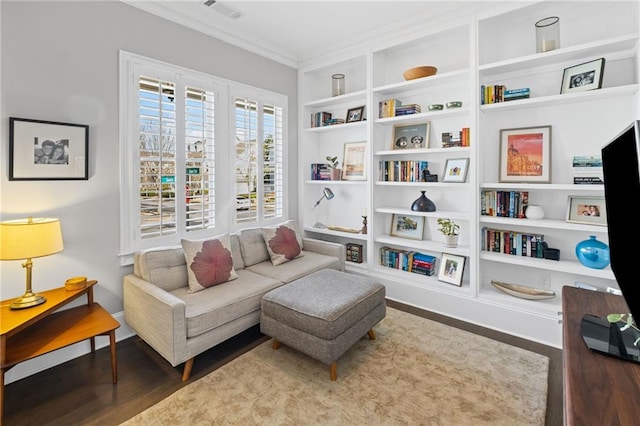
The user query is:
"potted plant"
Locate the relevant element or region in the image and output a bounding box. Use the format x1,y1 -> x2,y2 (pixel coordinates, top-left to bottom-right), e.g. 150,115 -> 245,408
437,218 -> 460,247
326,155 -> 341,180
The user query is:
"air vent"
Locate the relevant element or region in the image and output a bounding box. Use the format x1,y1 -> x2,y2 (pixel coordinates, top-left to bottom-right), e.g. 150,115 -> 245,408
203,0 -> 243,19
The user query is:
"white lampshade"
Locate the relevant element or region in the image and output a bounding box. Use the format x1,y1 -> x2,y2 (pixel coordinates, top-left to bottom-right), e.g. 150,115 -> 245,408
0,217 -> 64,260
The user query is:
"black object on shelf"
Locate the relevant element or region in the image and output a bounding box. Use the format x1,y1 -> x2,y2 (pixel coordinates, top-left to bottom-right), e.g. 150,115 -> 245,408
411,191 -> 436,212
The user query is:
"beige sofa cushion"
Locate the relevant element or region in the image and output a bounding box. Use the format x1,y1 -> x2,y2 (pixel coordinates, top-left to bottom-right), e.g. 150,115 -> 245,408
246,250 -> 341,284
135,246 -> 188,292
170,269 -> 283,338
261,221 -> 303,266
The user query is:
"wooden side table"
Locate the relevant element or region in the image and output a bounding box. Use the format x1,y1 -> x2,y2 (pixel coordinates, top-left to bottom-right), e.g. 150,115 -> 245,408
0,280 -> 120,420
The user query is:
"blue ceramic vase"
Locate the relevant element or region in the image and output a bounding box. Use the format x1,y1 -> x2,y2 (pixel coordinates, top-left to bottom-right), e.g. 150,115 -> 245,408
575,235 -> 610,269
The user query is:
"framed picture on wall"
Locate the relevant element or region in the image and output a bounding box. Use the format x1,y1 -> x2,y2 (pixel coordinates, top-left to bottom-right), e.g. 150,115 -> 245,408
566,195 -> 607,226
389,214 -> 424,240
9,117 -> 89,181
499,126 -> 552,183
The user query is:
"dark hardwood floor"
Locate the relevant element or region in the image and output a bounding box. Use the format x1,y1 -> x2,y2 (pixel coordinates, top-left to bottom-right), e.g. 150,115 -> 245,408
3,300 -> 562,426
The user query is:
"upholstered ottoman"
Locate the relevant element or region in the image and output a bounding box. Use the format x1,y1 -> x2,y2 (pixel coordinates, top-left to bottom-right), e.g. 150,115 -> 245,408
260,268 -> 386,381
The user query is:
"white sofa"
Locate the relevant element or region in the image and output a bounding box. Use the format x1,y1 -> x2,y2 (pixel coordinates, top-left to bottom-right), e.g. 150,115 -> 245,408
123,226 -> 345,380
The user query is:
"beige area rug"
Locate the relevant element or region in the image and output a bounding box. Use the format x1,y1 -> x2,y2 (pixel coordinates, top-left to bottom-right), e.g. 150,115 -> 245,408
121,307 -> 549,425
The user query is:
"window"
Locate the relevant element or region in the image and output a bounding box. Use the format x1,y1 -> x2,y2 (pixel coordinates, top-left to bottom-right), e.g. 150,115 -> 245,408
119,52 -> 287,264
233,96 -> 284,224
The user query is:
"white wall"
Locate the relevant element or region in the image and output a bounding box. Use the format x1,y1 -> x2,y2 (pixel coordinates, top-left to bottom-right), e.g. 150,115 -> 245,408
0,1 -> 298,381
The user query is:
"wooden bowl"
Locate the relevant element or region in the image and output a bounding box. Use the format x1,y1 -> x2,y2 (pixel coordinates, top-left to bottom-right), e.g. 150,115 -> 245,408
403,66 -> 438,81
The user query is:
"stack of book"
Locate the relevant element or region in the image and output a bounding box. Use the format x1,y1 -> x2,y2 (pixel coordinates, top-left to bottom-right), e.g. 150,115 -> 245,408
310,163 -> 330,180
395,104 -> 421,116
481,227 -> 545,258
503,87 -> 530,101
310,112 -> 331,128
323,118 -> 345,126
481,190 -> 529,218
379,160 -> 429,182
572,155 -> 603,184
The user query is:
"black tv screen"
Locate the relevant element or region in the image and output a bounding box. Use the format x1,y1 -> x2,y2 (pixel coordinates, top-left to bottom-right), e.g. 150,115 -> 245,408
602,120 -> 640,323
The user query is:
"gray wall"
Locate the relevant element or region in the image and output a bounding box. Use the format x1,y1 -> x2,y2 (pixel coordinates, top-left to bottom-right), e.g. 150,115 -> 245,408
0,1 -> 298,313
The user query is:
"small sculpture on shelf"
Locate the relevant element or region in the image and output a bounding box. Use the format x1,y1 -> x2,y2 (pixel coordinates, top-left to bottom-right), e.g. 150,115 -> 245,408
361,209 -> 368,235
411,191 -> 436,212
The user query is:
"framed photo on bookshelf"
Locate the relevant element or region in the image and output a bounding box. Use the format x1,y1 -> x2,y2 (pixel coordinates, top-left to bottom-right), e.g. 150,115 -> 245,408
561,57 -> 605,94
499,126 -> 552,183
346,105 -> 365,123
391,122 -> 430,150
389,214 -> 424,240
438,253 -> 465,286
566,195 -> 607,226
442,158 -> 469,183
342,141 -> 367,180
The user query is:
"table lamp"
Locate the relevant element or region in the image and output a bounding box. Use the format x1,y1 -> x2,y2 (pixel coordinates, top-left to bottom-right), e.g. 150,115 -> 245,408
0,217 -> 64,309
313,187 -> 334,208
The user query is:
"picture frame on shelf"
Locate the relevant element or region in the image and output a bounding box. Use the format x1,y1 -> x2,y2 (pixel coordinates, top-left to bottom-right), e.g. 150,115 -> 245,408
499,126 -> 552,183
9,117 -> 89,181
442,158 -> 469,183
560,57 -> 605,94
389,214 -> 424,240
392,122 -> 430,150
438,253 -> 465,286
342,141 -> 367,180
566,195 -> 607,226
346,105 -> 365,123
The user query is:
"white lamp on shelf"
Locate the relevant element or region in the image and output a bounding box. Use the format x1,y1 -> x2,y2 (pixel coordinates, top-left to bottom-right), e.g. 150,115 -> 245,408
0,217 -> 64,309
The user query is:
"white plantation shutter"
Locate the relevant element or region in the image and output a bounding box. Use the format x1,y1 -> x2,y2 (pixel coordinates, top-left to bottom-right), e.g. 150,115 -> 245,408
119,52 -> 287,263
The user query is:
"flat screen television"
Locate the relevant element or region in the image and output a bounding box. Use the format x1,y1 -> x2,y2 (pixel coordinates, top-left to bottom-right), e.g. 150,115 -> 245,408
581,120 -> 640,363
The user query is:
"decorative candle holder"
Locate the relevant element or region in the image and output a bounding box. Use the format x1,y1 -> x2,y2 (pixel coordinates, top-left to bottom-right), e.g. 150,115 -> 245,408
535,16 -> 560,53
332,73 -> 345,97
361,216 -> 368,235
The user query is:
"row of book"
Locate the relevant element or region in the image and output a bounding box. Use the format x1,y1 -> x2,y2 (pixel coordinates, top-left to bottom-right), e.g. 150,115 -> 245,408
480,85 -> 530,104
572,155 -> 603,184
310,111 -> 332,128
480,190 -> 529,218
379,160 -> 430,182
310,163 -> 331,180
481,227 -> 545,258
442,128 -> 471,147
380,246 -> 437,276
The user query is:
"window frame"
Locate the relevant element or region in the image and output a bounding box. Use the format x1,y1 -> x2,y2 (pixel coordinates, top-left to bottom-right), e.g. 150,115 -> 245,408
119,51 -> 288,265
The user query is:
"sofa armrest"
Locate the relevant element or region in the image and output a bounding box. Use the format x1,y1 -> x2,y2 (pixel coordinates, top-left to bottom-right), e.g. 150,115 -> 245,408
302,237 -> 346,271
123,274 -> 189,366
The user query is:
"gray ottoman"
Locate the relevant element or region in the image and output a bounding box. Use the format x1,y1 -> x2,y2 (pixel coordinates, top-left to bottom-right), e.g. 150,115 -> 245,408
260,269 -> 386,381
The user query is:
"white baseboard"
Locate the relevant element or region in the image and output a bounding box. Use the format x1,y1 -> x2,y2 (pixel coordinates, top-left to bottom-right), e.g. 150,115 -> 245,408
4,311 -> 135,385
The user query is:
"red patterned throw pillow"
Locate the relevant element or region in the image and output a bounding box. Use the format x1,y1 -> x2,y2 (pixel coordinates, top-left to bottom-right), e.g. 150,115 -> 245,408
261,221 -> 303,266
181,234 -> 238,293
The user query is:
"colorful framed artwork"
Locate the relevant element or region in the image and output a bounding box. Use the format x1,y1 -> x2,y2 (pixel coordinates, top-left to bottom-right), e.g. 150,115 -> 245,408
499,126 -> 551,183
391,122 -> 430,150
346,105 -> 365,123
389,214 -> 424,240
561,57 -> 605,94
9,117 -> 89,181
342,141 -> 367,180
566,195 -> 607,226
442,158 -> 469,183
438,253 -> 466,286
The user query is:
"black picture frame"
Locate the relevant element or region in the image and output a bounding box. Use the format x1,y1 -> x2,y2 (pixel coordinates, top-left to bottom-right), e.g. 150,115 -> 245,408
9,117 -> 89,181
346,105 -> 365,123
560,57 -> 605,94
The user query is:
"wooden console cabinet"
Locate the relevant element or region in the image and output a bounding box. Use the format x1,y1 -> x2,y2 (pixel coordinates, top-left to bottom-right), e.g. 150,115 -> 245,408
562,286 -> 640,425
0,280 -> 120,419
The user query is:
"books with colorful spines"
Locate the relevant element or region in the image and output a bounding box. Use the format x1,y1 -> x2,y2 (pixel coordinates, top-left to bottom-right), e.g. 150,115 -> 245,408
504,87 -> 530,96
310,163 -> 330,180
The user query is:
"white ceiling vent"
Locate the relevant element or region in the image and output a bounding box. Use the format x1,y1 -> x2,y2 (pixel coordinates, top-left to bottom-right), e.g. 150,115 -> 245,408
203,0 -> 244,19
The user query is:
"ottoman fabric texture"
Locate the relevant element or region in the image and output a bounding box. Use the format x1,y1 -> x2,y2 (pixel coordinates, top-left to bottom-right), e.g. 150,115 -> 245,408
260,269 -> 386,368
262,269 -> 385,340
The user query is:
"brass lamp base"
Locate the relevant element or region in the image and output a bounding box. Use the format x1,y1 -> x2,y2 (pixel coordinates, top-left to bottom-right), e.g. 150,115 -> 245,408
10,291 -> 47,310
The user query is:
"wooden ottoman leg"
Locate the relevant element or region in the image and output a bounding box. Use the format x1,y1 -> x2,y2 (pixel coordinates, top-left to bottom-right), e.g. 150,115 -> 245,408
272,339 -> 281,349
182,358 -> 194,382
330,361 -> 337,381
367,329 -> 377,340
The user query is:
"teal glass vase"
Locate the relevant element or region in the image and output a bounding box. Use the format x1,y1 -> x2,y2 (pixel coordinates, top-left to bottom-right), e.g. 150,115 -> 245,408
575,235 -> 610,269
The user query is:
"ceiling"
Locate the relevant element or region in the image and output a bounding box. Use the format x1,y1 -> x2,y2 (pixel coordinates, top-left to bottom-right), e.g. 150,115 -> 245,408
122,0 -> 492,68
